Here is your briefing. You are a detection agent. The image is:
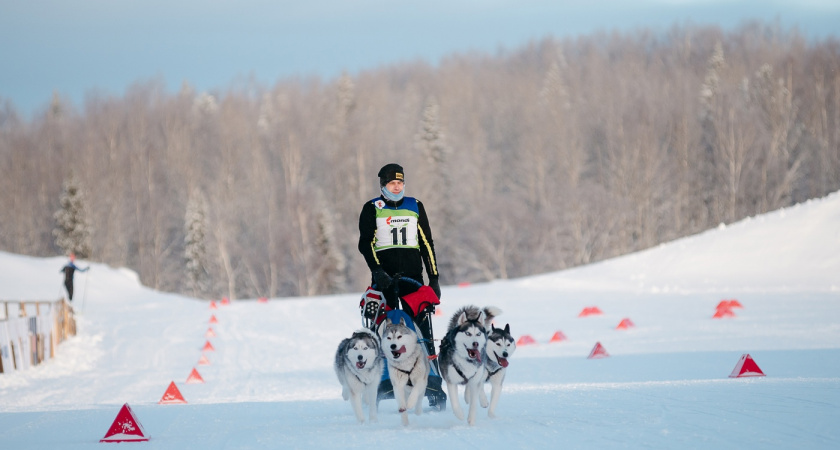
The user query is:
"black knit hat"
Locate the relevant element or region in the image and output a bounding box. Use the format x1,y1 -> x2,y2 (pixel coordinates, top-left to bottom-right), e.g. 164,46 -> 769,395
378,163 -> 404,186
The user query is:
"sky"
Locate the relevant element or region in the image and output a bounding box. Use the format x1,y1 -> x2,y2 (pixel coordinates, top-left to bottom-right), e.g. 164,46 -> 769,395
1,188 -> 838,448
2,0 -> 840,119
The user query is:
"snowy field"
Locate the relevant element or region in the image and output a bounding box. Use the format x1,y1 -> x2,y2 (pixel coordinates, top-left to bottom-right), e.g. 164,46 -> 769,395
1,191 -> 840,449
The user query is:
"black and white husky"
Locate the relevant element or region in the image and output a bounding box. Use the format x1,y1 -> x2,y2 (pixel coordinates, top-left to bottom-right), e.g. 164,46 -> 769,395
334,328 -> 384,423
476,323 -> 516,418
379,315 -> 429,426
438,305 -> 500,425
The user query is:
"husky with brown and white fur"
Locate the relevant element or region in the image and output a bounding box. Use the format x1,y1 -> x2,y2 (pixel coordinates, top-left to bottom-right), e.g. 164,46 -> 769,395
379,314 -> 429,426
334,328 -> 384,423
438,305 -> 500,425
474,323 -> 516,418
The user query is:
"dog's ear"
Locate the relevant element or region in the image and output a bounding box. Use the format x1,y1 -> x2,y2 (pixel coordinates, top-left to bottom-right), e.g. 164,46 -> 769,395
399,317 -> 407,327
491,323 -> 497,332
504,323 -> 510,334
477,310 -> 487,327
458,311 -> 468,325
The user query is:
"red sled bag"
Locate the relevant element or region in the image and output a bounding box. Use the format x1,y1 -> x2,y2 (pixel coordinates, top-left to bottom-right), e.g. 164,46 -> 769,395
400,285 -> 440,318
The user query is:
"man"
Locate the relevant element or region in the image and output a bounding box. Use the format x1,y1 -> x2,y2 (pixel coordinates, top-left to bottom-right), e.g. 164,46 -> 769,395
358,163 -> 440,300
358,163 -> 441,339
358,163 -> 445,408
60,253 -> 89,301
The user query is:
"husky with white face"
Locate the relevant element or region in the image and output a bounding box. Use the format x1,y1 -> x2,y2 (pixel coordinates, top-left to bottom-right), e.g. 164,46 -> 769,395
476,323 -> 516,418
334,328 -> 384,423
379,315 -> 429,426
438,305 -> 500,425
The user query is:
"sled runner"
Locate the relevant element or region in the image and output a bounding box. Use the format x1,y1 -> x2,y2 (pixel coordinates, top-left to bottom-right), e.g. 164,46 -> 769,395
359,276 -> 447,411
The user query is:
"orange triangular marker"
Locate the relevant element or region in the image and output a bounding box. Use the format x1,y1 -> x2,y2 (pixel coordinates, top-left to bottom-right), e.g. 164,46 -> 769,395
258,297 -> 268,303
209,315 -> 218,324
99,403 -> 150,442
516,335 -> 537,346
186,368 -> 205,384
549,331 -> 567,343
158,381 -> 187,404
579,306 -> 603,317
616,318 -> 635,330
717,299 -> 744,310
221,297 -> 230,305
713,307 -> 736,319
210,301 -> 217,309
729,353 -> 766,378
202,341 -> 215,352
587,342 -> 610,359
206,328 -> 216,338
434,308 -> 443,316
198,354 -> 211,366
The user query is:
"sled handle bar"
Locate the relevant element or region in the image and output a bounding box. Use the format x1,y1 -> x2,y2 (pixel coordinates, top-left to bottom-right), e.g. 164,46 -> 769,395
374,273 -> 423,292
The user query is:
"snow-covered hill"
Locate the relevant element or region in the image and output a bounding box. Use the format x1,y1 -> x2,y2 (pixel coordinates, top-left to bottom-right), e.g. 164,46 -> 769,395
1,192 -> 839,449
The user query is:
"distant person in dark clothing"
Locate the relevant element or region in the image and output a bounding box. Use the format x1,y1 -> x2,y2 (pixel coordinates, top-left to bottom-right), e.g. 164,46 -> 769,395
61,253 -> 89,301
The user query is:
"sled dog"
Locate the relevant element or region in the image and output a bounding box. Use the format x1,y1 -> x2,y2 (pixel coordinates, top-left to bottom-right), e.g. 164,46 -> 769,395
379,315 -> 429,426
334,328 -> 384,423
478,323 -> 516,418
438,305 -> 500,425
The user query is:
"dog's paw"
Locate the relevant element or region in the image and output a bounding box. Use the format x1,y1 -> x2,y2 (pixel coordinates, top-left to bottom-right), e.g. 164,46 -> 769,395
398,407 -> 406,413
488,411 -> 496,419
453,409 -> 465,421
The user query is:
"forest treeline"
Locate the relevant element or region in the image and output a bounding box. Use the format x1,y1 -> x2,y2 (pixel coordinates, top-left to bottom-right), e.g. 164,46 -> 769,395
1,23 -> 838,300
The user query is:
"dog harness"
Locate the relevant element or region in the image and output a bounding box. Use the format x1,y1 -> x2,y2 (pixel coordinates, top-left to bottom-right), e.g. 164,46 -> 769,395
444,325 -> 484,383
486,365 -> 503,378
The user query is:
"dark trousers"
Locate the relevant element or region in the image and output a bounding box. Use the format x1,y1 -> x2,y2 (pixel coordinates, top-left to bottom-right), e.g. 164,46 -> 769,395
65,280 -> 74,300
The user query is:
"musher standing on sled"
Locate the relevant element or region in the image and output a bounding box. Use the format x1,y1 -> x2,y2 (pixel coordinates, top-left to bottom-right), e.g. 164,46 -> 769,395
358,163 -> 441,353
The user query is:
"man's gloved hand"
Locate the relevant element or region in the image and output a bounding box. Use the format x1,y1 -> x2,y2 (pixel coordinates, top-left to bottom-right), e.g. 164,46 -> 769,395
429,277 -> 441,300
372,267 -> 392,291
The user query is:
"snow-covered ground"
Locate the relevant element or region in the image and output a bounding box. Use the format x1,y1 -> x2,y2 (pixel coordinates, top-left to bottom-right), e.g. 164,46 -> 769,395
1,192 -> 839,449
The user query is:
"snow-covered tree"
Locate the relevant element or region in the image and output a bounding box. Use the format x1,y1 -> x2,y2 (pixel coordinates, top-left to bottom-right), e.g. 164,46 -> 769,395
53,174 -> 92,258
184,188 -> 210,297
416,98 -> 451,208
415,98 -> 455,282
700,41 -> 725,120
313,203 -> 347,294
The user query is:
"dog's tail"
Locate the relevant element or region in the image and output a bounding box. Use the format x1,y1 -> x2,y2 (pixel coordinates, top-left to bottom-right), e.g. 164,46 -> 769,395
483,306 -> 502,328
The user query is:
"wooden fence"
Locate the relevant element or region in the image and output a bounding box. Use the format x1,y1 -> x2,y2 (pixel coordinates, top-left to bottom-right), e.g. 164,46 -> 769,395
0,298 -> 76,374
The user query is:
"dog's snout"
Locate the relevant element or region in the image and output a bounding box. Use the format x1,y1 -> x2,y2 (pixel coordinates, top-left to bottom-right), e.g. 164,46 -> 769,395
357,354 -> 364,361
390,343 -> 397,350
502,351 -> 508,358
472,341 -> 479,348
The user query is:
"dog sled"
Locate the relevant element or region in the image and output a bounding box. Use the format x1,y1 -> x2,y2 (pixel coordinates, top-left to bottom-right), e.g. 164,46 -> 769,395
359,276 -> 447,411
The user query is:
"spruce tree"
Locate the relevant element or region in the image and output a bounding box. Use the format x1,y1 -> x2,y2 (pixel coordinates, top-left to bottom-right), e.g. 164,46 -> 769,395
53,174 -> 92,258
184,189 -> 210,298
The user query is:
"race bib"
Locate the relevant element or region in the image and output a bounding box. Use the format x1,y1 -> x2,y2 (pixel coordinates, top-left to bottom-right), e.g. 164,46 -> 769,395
374,214 -> 419,250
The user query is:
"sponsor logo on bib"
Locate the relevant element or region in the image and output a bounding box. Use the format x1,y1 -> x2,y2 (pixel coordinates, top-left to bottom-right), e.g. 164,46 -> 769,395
386,217 -> 410,225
